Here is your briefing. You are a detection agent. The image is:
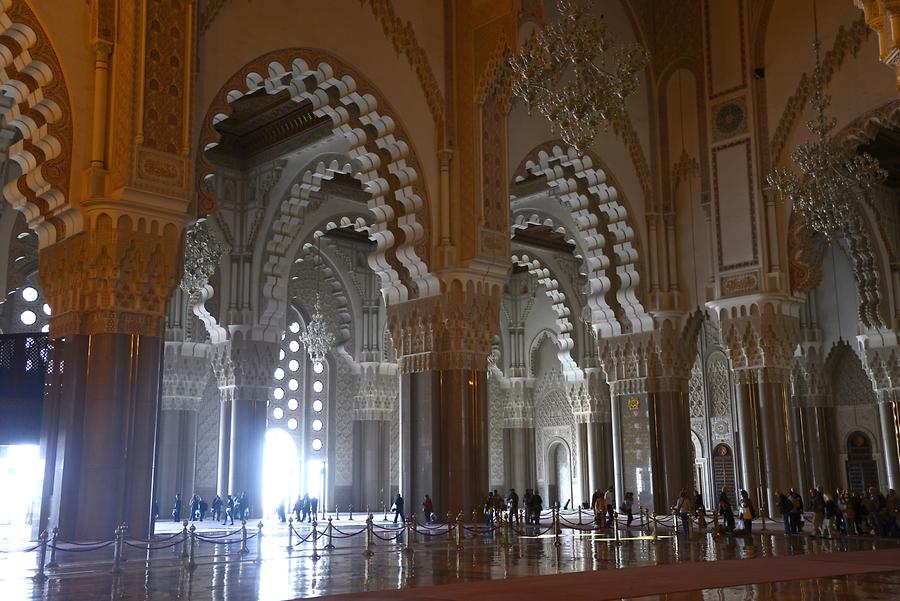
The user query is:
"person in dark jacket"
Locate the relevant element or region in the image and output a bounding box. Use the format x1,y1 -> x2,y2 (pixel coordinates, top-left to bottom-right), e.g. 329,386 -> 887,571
223,495 -> 235,526
293,495 -> 303,522
777,490 -> 792,534
739,489 -> 756,535
393,493 -> 405,523
719,487 -> 735,532
823,493 -> 839,538
172,494 -> 182,522
211,495 -> 223,522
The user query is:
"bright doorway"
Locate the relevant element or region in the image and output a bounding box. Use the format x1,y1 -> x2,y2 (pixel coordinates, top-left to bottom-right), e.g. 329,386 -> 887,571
262,429 -> 299,518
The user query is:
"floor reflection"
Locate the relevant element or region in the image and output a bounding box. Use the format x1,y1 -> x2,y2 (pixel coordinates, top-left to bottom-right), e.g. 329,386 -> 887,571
2,519 -> 900,600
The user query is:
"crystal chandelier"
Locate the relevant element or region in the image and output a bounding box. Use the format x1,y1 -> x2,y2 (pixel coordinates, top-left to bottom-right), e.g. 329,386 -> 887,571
509,0 -> 649,153
766,2 -> 886,239
299,242 -> 334,368
180,219 -> 228,296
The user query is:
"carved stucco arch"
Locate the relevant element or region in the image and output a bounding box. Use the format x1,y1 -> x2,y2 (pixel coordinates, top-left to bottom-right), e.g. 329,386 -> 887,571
0,0 -> 78,247
513,142 -> 651,338
196,49 -> 439,319
513,252 -> 582,380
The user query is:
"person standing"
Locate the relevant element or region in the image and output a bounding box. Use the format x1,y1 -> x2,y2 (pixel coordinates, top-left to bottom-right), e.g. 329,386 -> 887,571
212,495 -> 223,522
776,490 -> 792,534
507,488 -> 519,523
604,486 -> 616,526
523,489 -> 533,525
809,488 -> 825,537
311,496 -> 319,520
675,488 -> 693,536
719,487 -> 735,532
277,500 -> 286,523
739,489 -> 756,535
531,489 -> 544,525
223,495 -> 235,526
622,492 -> 635,527
422,494 -> 434,523
393,493 -> 405,523
823,493 -> 839,538
293,495 -> 303,522
172,494 -> 182,522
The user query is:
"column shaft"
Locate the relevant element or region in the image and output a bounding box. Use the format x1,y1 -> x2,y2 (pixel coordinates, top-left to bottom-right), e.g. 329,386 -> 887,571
40,333 -> 162,540
503,427 -> 536,494
610,394 -> 624,507
756,381 -> 794,515
802,405 -> 834,490
352,419 -> 390,510
400,369 -> 488,517
649,390 -> 692,510
156,410 -> 199,512
217,399 -> 232,496
228,398 -> 266,516
878,401 -> 900,490
734,380 -> 759,502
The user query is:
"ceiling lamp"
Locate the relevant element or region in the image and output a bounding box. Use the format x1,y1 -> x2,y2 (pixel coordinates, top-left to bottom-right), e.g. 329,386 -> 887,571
509,0 -> 649,153
299,239 -> 334,368
767,1 -> 886,239
181,219 -> 228,295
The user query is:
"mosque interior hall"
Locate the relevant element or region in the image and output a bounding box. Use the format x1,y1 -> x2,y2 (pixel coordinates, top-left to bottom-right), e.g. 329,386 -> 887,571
0,0 -> 899,599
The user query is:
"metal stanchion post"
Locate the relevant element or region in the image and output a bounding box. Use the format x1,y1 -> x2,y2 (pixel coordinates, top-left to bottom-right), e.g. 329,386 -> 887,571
578,506 -> 583,525
335,505 -> 340,520
181,520 -> 190,558
46,527 -> 59,569
404,518 -> 413,554
503,514 -> 510,549
324,517 -> 335,550
256,521 -> 263,562
651,512 -> 659,541
671,506 -> 677,533
760,505 -> 768,532
553,507 -> 561,548
119,523 -> 128,563
240,520 -> 249,555
455,513 -> 464,550
639,506 -> 645,531
311,520 -> 320,561
349,505 -> 353,521
446,513 -> 453,542
287,516 -> 294,551
188,525 -> 197,571
613,511 -> 621,544
471,511 -> 479,538
33,530 -> 48,582
712,510 -> 721,538
110,526 -> 123,575
382,502 -> 388,522
363,514 -> 374,557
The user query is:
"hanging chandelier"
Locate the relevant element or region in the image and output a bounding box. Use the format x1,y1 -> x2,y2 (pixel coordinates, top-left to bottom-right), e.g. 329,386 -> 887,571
766,2 -> 886,239
509,0 -> 648,153
180,219 -> 228,296
299,242 -> 334,368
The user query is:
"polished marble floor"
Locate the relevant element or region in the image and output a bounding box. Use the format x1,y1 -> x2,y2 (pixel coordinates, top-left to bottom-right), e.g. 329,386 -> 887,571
2,515 -> 900,600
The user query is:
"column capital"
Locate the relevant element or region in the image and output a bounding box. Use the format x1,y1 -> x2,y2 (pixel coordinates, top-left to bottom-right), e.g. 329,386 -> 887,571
161,341 -> 212,411
39,212 -> 184,339
859,327 -> 900,402
708,293 -> 802,376
387,285 -> 502,373
855,0 -> 900,90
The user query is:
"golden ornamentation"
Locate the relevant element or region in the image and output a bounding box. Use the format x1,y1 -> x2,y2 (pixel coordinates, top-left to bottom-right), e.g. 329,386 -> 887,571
854,0 -> 900,90
38,214 -> 183,339
627,396 -> 640,410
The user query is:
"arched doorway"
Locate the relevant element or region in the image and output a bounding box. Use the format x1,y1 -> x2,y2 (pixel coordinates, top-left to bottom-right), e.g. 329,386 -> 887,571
846,432 -> 879,493
712,443 -> 736,508
691,431 -> 707,501
262,429 -> 300,518
547,441 -> 573,509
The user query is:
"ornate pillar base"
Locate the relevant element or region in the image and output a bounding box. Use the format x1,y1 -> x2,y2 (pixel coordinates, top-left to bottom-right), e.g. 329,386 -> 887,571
400,369 -> 488,517
40,333 -> 162,540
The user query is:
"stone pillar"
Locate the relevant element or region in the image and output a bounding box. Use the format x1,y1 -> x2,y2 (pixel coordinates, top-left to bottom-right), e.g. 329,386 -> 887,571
713,295 -> 801,518
352,364 -> 398,509
878,401 -> 900,489
37,217 -> 184,540
155,343 -> 211,518
391,287 -> 501,518
225,337 -> 277,517
802,405 -> 835,489
649,386 -> 694,509
503,427 -> 536,493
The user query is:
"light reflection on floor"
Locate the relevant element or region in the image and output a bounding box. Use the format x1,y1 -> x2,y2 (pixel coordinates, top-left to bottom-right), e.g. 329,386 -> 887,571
2,518 -> 900,600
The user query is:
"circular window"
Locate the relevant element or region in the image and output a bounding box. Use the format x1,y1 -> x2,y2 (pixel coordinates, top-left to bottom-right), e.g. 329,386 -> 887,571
312,419 -> 323,431
288,378 -> 299,391
21,287 -> 38,302
313,380 -> 324,393
41,324 -> 49,333
289,340 -> 300,353
20,310 -> 36,326
272,407 -> 284,420
312,400 -> 323,412
279,349 -> 285,360
313,362 -> 324,374
288,398 -> 298,411
288,359 -> 300,372
42,304 -> 51,316
273,387 -> 285,400
288,418 -> 298,431
274,368 -> 285,380
311,438 -> 322,451
289,322 -> 300,334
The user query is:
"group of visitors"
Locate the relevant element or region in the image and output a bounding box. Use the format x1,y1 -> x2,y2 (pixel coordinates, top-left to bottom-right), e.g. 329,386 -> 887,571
288,493 -> 320,523
591,486 -> 634,527
163,492 -> 250,525
775,486 -> 900,538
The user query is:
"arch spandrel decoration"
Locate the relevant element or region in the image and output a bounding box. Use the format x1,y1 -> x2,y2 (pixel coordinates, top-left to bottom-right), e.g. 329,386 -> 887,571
196,48 -> 438,311
0,0 -> 77,247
